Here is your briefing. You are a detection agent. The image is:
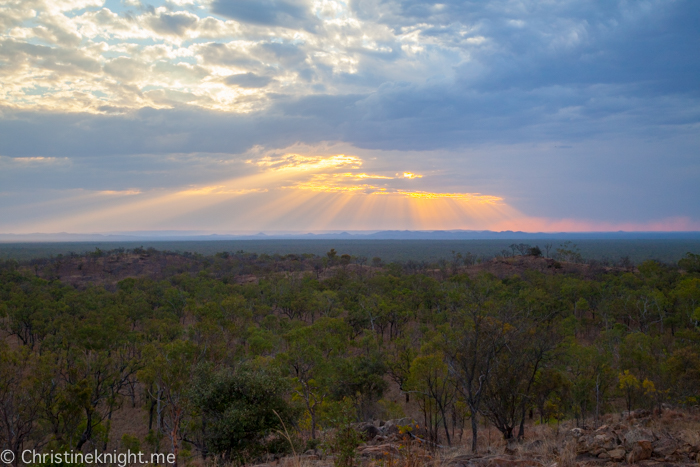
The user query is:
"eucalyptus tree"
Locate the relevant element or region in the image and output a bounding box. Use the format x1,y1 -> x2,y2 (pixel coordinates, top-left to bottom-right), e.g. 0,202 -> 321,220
442,274 -> 513,452
278,317 -> 349,439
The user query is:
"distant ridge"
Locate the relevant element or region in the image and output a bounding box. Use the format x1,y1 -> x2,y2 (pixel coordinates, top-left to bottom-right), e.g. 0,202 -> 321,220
1,230 -> 700,242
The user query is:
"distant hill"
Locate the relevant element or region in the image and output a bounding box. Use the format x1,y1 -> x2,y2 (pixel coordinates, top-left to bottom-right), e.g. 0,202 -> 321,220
2,230 -> 700,242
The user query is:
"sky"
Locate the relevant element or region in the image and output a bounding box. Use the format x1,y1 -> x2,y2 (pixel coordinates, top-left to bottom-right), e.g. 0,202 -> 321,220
0,0 -> 699,233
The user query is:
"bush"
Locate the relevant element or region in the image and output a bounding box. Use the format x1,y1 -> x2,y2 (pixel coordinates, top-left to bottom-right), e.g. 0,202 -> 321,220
191,360 -> 299,462
529,246 -> 543,257
323,398 -> 363,467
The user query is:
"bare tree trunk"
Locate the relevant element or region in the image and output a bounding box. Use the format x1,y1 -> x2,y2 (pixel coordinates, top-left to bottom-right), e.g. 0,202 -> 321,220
470,414 -> 478,452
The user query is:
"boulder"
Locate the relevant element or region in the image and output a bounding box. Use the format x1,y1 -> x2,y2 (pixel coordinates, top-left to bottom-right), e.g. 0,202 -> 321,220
592,432 -> 616,451
380,418 -> 415,435
627,440 -> 652,463
589,446 -> 607,456
652,438 -> 678,458
449,456 -> 543,467
357,443 -> 399,459
624,428 -> 655,449
357,422 -> 380,440
607,447 -> 627,462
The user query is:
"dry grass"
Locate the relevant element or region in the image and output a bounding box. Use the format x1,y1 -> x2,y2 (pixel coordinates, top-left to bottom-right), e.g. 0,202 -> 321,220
553,441 -> 577,467
277,456 -> 329,467
87,406 -> 700,467
648,408 -> 700,452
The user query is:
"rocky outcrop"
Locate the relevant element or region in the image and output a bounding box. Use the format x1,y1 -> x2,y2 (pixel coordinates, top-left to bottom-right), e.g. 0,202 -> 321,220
627,440 -> 652,463
566,417 -> 699,464
447,455 -> 543,467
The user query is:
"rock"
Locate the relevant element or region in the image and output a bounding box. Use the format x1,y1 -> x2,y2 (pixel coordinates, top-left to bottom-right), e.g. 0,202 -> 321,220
590,447 -> 607,456
504,439 -> 519,456
652,438 -> 678,458
357,422 -> 380,440
627,440 -> 653,463
624,428 -> 655,449
607,448 -> 626,462
380,417 -> 415,435
357,443 -> 399,459
451,457 -> 543,467
593,432 -> 616,450
597,451 -> 610,460
631,409 -> 652,419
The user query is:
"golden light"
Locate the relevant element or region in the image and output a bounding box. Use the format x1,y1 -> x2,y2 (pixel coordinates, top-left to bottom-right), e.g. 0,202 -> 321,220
11,152 -> 523,232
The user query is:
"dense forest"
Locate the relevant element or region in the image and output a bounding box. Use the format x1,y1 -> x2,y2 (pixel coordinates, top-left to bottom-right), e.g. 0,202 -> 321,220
3,238 -> 700,264
1,244 -> 700,466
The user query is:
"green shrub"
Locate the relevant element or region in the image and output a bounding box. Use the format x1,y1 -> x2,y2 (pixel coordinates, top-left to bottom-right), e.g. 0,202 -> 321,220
191,360 -> 298,462
323,398 -> 363,467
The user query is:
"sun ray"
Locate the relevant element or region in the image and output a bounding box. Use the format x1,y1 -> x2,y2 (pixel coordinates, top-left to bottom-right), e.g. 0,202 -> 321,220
6,151 -> 523,233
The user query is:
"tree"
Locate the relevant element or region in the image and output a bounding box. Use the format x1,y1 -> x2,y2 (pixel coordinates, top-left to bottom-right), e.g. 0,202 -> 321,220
327,249 -> 338,266
322,398 -> 363,467
385,338 -> 416,403
408,352 -> 457,445
443,276 -> 512,452
556,242 -> 583,263
279,318 -> 349,439
0,346 -> 42,466
528,246 -> 543,258
544,243 -> 553,258
564,341 -> 614,427
679,252 -> 700,273
531,368 -> 568,424
139,339 -> 201,465
189,361 -> 296,461
480,318 -> 557,440
618,370 -> 640,417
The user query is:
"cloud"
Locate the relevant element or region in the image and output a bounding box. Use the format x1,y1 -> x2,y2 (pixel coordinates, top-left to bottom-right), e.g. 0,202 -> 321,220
209,0 -> 319,30
224,72 -> 273,88
1,0 -> 699,231
146,10 -> 199,36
